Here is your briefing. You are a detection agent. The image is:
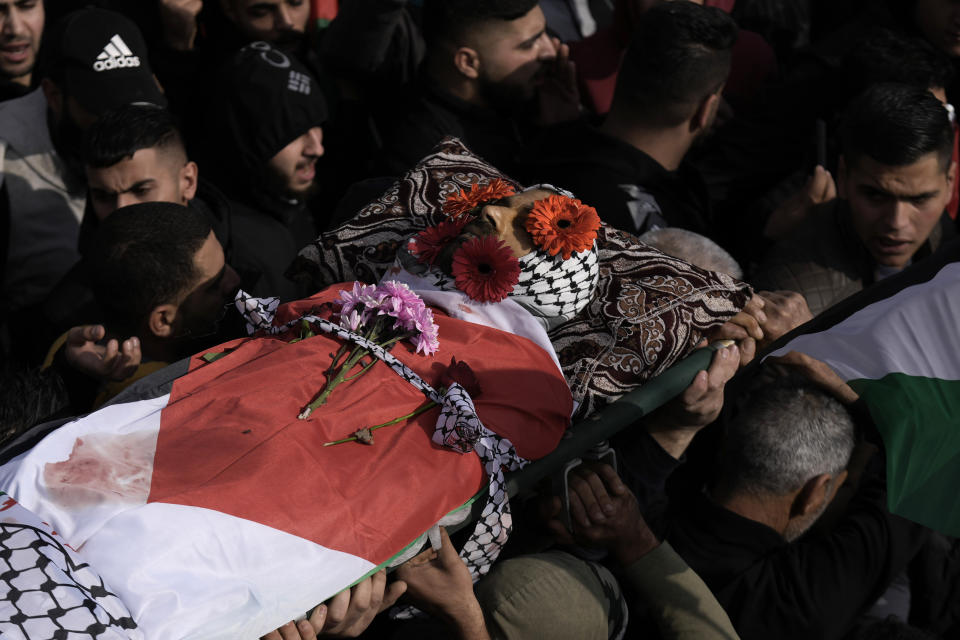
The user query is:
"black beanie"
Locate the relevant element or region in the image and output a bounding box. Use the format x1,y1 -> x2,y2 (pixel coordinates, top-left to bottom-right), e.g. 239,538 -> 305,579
219,42 -> 329,176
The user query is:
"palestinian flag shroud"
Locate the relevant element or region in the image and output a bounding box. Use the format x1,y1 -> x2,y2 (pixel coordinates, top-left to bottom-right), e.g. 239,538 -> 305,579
0,285 -> 572,639
770,242 -> 960,537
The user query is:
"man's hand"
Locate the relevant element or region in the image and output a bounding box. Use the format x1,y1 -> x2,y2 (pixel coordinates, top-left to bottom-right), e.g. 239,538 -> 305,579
546,464 -> 659,566
63,325 -> 141,383
707,294 -> 764,366
755,290 -> 813,347
261,605 -> 327,640
394,528 -> 489,640
764,166 -> 836,240
765,350 -> 859,405
159,0 -> 203,51
537,37 -> 580,126
645,342 -> 739,458
321,570 -> 406,637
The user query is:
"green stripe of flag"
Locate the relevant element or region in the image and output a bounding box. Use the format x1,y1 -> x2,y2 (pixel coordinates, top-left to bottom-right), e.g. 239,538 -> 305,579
847,373 -> 960,536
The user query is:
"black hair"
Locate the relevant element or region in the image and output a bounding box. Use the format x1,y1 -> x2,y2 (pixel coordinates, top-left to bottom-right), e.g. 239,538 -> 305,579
421,0 -> 539,47
840,83 -> 953,170
0,366 -> 68,448
612,1 -> 739,127
90,202 -> 212,335
842,28 -> 954,101
84,104 -> 185,168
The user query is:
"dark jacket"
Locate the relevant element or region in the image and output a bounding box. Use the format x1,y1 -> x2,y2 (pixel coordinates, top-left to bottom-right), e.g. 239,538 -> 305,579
376,79 -> 529,177
667,456 -> 929,640
520,121 -> 712,236
226,189 -> 314,302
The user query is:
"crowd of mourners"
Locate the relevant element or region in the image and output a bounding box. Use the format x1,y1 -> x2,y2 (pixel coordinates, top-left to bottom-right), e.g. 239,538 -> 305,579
2,0 -> 960,638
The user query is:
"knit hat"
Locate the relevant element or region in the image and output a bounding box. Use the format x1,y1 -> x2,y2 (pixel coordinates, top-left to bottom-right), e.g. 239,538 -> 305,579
218,42 -> 329,176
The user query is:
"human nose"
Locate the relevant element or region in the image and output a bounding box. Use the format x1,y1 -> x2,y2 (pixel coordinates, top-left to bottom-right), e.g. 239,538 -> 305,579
303,127 -> 324,157
275,5 -> 295,31
480,204 -> 515,236
116,193 -> 139,211
3,9 -> 24,36
884,201 -> 912,231
537,33 -> 558,60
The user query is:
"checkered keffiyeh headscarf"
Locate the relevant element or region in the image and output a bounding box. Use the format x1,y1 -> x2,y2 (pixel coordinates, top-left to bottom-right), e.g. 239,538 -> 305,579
512,245 -> 599,329
510,184 -> 600,328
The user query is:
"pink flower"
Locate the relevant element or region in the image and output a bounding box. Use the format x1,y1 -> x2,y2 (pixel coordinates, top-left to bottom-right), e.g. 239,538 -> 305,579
413,326 -> 440,356
379,280 -> 421,308
339,308 -> 364,331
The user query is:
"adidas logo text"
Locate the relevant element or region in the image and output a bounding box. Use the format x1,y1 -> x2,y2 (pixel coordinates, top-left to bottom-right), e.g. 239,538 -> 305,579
93,34 -> 141,72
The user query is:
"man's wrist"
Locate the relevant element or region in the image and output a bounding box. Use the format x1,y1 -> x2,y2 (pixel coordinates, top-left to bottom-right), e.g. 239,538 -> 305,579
644,424 -> 700,460
444,601 -> 488,639
611,524 -> 660,566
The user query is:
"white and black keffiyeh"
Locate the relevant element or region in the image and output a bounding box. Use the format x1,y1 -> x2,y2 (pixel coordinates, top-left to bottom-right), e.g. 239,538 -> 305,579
513,246 -> 599,329
0,493 -> 142,639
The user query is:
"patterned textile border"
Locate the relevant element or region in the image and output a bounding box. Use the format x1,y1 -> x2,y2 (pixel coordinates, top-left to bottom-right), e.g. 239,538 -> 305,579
289,138 -> 752,418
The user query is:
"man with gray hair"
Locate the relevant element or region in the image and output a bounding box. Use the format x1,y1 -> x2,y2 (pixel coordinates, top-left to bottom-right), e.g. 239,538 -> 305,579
667,377 -> 931,640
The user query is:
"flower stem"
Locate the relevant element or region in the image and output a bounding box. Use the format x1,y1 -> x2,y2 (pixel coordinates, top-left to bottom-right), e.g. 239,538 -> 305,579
299,343 -> 369,419
323,399 -> 439,446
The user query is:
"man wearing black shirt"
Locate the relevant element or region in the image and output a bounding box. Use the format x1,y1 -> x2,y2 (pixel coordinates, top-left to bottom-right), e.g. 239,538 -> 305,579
667,379 -> 933,640
522,2 -> 737,235
377,0 -> 580,177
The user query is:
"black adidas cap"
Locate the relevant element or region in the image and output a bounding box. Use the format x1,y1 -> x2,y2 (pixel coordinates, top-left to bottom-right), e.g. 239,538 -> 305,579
42,8 -> 166,116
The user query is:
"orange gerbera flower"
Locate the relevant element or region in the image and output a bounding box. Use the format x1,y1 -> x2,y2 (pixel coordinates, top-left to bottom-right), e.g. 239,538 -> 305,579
525,195 -> 601,260
442,178 -> 517,219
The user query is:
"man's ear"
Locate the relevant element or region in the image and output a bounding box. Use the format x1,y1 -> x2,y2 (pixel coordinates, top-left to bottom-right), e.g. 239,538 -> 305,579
692,92 -> 721,134
41,78 -> 63,121
453,46 -> 481,80
947,159 -> 956,191
791,473 -> 834,518
180,161 -> 199,203
147,303 -> 179,339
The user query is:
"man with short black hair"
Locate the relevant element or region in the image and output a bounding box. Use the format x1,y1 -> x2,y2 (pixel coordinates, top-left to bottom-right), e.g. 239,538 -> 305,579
88,202 -> 240,395
756,83 -> 957,315
39,105 -> 204,345
522,1 -> 738,235
84,105 -> 198,222
378,0 -> 579,176
0,8 -> 165,363
0,0 -> 43,102
82,102 -> 305,301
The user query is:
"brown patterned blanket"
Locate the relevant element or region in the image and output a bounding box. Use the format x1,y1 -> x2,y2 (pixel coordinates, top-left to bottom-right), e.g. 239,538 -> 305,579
289,138 -> 752,418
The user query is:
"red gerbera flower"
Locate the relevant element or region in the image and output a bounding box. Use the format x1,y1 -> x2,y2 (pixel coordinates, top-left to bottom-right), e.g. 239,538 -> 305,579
410,218 -> 468,265
451,236 -> 520,303
525,195 -> 601,260
443,178 -> 517,219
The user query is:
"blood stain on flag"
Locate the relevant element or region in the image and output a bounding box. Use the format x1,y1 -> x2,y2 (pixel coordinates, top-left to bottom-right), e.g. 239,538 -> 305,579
43,431 -> 156,508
